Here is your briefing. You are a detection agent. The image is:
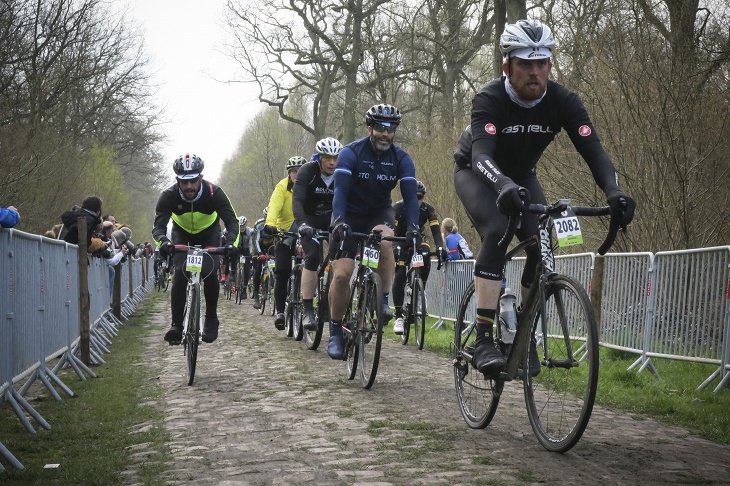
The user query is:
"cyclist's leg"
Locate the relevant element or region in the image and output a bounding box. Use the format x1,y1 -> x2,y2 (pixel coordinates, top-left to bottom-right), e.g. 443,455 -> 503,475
419,242 -> 432,285
301,236 -> 320,329
242,249 -> 252,286
327,230 -> 357,359
273,240 -> 293,326
391,244 -> 407,318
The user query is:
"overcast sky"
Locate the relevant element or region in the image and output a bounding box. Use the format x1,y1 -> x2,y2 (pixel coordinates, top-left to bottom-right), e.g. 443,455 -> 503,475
121,0 -> 260,183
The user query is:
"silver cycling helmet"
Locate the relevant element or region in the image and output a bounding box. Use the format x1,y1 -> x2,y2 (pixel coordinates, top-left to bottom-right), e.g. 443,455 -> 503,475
315,137 -> 343,157
238,216 -> 247,226
286,156 -> 306,172
499,19 -> 556,60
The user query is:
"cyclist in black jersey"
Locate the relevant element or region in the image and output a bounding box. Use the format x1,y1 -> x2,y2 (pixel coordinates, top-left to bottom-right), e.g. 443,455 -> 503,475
327,103 -> 421,359
293,137 -> 341,330
391,181 -> 448,335
152,153 -> 239,344
454,20 -> 636,374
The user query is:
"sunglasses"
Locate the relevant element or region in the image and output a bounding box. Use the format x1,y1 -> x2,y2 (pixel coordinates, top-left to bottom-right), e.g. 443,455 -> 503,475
178,178 -> 200,186
372,123 -> 397,134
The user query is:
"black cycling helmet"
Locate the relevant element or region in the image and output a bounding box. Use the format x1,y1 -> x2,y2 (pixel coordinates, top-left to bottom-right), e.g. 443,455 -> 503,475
365,104 -> 402,127
416,180 -> 426,196
173,153 -> 204,179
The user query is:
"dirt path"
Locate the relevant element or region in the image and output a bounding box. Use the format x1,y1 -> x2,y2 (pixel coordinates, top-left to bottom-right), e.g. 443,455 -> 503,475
141,292 -> 730,485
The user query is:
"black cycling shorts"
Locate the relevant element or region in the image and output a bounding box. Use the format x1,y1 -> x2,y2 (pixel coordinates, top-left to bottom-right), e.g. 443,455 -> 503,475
453,164 -> 545,283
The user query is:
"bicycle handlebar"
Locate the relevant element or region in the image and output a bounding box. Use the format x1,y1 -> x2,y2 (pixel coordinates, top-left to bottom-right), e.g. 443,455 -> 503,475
497,198 -> 625,256
172,245 -> 228,256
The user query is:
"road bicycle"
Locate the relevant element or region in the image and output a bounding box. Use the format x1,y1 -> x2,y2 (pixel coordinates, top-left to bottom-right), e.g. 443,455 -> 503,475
154,255 -> 171,292
172,244 -> 227,386
452,198 -> 626,452
341,229 -> 405,389
303,230 -> 332,351
257,250 -> 276,316
396,242 -> 443,350
280,231 -> 305,340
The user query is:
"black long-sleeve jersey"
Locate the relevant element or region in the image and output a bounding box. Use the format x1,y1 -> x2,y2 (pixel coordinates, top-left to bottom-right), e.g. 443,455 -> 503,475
454,77 -> 619,193
152,180 -> 239,246
393,200 -> 444,249
292,160 -> 334,230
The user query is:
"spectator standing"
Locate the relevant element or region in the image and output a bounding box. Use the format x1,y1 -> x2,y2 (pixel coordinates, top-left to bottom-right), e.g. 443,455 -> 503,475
441,218 -> 473,260
60,196 -> 106,253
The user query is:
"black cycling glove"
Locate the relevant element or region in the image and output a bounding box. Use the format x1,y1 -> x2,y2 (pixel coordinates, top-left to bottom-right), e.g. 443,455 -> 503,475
496,182 -> 530,215
605,189 -> 636,227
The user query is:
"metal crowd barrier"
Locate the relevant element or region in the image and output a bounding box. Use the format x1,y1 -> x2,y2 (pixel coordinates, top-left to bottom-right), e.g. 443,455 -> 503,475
424,246 -> 730,393
0,228 -> 153,470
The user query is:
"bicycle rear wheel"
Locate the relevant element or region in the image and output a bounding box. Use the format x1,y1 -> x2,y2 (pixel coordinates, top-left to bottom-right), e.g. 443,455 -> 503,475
269,271 -> 276,316
413,277 -> 427,350
359,273 -> 383,389
453,281 -> 501,428
400,284 -> 410,345
524,274 -> 599,452
184,283 -> 201,386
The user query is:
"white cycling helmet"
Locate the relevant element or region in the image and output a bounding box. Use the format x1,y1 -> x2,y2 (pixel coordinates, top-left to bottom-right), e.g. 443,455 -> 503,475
315,137 -> 343,157
500,20 -> 556,60
238,216 -> 247,226
286,156 -> 306,172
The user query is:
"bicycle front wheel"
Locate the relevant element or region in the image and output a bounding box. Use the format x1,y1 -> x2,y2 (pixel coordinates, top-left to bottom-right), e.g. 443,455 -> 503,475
258,272 -> 268,315
185,283 -> 201,386
524,274 -> 599,453
453,281 -> 501,429
359,273 -> 383,389
413,277 -> 427,350
305,268 -> 329,350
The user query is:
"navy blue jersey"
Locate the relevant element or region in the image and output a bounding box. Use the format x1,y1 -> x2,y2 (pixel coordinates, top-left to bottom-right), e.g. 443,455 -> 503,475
333,136 -> 418,226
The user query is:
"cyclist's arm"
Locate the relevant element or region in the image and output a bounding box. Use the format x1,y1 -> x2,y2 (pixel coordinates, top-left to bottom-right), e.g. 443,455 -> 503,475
392,201 -> 405,236
562,92 -> 620,193
214,186 -> 240,245
152,188 -> 174,245
292,164 -> 310,225
265,178 -> 288,228
331,147 -> 356,223
427,205 -> 445,248
397,154 -> 418,227
471,91 -> 513,194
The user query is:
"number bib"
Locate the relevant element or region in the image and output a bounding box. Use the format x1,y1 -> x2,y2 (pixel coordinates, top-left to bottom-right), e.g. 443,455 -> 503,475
185,249 -> 203,272
363,246 -> 380,269
411,253 -> 424,268
239,255 -> 247,264
554,209 -> 583,247
267,259 -> 276,269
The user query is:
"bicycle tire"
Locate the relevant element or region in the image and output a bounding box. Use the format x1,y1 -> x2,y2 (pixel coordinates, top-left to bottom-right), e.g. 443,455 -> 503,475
413,277 -> 427,350
400,281 -> 410,345
359,272 -> 383,389
269,271 -> 276,316
523,274 -> 599,453
185,283 -> 201,386
224,277 -> 232,300
258,272 -> 268,315
305,266 -> 330,351
155,267 -> 162,292
453,281 -> 501,429
344,283 -> 358,380
162,268 -> 170,291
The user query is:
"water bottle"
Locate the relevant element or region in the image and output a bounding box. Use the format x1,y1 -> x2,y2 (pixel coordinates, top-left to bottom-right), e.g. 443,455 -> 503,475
499,288 -> 517,344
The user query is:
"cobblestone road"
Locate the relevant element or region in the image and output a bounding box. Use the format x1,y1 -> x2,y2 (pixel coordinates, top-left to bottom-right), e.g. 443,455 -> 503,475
140,291 -> 730,485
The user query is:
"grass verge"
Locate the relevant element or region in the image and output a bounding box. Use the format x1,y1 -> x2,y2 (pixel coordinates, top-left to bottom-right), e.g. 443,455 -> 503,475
388,316 -> 730,445
0,292 -> 170,484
